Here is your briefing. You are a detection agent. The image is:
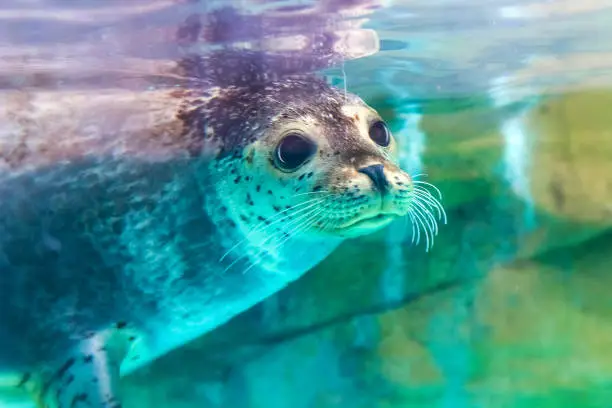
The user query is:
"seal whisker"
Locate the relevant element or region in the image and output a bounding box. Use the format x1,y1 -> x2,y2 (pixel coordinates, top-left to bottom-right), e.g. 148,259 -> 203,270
292,191 -> 332,198
411,198 -> 438,236
407,211 -> 421,245
408,204 -> 431,251
380,148 -> 395,163
238,204 -> 329,275
419,210 -> 433,252
218,197 -> 326,263
239,203 -> 329,277
413,202 -> 438,248
410,173 -> 428,180
251,198 -> 332,242
412,180 -> 443,200
245,203 -> 325,262
268,205 -> 329,254
307,209 -> 335,234
412,187 -> 447,224
251,197 -> 328,234
219,201 -> 324,272
412,188 -> 447,223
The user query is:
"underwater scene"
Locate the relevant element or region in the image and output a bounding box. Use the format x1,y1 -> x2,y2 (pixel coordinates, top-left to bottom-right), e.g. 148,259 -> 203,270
1,0 -> 612,407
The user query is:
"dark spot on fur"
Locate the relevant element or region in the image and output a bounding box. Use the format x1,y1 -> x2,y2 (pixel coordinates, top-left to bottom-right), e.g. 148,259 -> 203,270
83,355 -> 94,363
334,151 -> 341,156
245,176 -> 251,181
70,392 -> 88,408
256,185 -> 261,192
273,205 -> 281,212
57,358 -> 76,379
129,336 -> 136,342
246,150 -> 254,164
65,374 -> 74,385
307,172 -> 314,178
267,190 -> 273,195
257,216 -> 266,221
313,185 -> 323,192
234,176 -> 242,184
298,174 -> 306,180
116,322 -> 127,329
40,357 -> 76,398
220,206 -> 227,213
239,214 -> 249,222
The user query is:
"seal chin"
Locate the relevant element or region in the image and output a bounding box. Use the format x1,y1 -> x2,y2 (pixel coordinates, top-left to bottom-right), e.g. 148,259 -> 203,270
334,212 -> 397,238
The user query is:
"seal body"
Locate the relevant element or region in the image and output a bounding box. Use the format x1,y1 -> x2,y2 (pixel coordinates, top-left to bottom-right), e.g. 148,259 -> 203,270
0,64 -> 446,406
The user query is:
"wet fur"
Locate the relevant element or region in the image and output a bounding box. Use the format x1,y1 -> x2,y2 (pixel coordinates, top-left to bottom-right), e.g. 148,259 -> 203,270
0,67 -> 434,407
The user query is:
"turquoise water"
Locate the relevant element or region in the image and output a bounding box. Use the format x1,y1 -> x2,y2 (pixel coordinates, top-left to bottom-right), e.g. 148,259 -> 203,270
2,0 -> 612,407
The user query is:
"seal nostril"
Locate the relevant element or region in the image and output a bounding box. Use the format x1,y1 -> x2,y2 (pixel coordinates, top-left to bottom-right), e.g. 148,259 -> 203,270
358,164 -> 388,193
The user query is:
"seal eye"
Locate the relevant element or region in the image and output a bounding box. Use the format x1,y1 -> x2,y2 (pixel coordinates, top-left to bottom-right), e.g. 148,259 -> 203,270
369,121 -> 391,147
274,133 -> 317,171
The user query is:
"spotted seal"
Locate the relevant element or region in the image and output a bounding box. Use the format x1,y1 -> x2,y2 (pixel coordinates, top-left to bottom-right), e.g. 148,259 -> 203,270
0,27 -> 446,408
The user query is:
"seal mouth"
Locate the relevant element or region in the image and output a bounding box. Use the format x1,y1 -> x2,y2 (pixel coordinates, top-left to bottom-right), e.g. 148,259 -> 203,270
336,213 -> 397,237
344,213 -> 395,229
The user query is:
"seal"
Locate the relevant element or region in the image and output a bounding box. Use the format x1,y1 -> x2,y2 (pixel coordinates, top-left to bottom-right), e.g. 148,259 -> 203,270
0,46 -> 446,408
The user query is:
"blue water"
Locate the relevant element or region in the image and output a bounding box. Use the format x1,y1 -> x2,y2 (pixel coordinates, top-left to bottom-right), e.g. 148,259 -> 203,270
2,0 -> 612,407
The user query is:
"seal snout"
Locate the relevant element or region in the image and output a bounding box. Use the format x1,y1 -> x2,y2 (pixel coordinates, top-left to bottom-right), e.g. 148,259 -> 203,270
358,164 -> 389,193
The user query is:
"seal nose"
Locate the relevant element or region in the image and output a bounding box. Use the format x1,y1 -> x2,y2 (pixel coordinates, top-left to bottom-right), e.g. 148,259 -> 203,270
358,164 -> 388,193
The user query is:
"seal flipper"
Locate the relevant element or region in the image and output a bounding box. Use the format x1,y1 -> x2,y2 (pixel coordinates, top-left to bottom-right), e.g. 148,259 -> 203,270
36,332 -> 129,408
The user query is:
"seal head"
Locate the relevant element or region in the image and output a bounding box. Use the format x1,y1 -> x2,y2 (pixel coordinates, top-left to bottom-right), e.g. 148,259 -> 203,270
199,76 -> 437,267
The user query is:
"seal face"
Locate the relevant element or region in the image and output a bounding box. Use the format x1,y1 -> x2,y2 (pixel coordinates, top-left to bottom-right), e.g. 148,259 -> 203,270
203,77 -> 421,247
0,22 -> 446,408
